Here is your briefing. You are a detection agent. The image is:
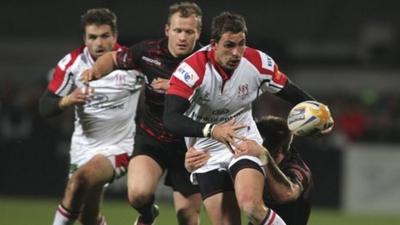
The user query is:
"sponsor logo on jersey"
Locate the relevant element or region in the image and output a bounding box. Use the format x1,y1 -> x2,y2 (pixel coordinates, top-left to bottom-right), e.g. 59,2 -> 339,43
211,108 -> 229,115
259,51 -> 275,71
86,94 -> 124,110
174,62 -> 199,87
142,56 -> 161,66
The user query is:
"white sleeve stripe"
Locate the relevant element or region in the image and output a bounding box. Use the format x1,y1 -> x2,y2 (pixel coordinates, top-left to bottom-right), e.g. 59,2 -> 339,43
54,72 -> 74,96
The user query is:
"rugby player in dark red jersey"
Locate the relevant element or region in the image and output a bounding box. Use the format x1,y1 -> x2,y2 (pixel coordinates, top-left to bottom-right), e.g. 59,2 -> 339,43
81,2 -> 203,225
185,116 -> 313,225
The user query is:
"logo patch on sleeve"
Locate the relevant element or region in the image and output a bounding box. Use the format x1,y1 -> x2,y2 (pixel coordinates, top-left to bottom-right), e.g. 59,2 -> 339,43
259,51 -> 275,72
173,62 -> 199,87
58,54 -> 72,71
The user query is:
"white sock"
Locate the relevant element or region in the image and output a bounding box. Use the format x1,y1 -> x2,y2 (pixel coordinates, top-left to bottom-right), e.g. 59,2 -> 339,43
52,204 -> 78,225
97,215 -> 107,225
261,209 -> 286,225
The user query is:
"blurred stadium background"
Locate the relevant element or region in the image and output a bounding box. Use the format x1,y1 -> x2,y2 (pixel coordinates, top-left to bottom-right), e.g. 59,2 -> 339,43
1,0 -> 400,224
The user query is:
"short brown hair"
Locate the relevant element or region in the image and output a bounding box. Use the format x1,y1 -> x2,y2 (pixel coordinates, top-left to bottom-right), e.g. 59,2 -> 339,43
168,1 -> 202,31
81,8 -> 117,34
256,116 -> 293,155
211,12 -> 247,42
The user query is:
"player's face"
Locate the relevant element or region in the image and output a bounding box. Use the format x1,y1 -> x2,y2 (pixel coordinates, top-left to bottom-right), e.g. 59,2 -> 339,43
214,32 -> 246,71
165,13 -> 200,58
84,24 -> 117,59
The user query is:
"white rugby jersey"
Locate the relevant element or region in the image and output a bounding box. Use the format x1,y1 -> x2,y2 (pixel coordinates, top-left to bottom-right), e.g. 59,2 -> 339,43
168,45 -> 288,172
47,45 -> 143,158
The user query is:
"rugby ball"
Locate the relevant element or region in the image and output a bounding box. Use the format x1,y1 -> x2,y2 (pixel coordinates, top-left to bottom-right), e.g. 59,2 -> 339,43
287,101 -> 332,136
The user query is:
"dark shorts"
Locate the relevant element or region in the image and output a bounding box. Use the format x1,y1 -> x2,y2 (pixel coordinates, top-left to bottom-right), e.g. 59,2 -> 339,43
195,159 -> 264,200
132,127 -> 199,197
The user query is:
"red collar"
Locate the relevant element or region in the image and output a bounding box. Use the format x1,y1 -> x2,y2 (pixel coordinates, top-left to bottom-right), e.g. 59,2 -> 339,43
207,47 -> 233,81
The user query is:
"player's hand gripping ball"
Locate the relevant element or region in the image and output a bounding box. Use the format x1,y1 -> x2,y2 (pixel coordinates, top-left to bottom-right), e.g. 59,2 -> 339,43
287,101 -> 333,136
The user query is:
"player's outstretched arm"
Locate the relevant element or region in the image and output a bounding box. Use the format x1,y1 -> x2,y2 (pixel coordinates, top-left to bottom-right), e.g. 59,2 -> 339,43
275,80 -> 315,105
81,51 -> 117,82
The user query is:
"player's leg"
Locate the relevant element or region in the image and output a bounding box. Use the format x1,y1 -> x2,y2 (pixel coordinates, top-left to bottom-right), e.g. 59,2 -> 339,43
53,154 -> 114,225
165,146 -> 202,225
203,192 -> 240,225
79,152 -> 129,225
172,190 -> 202,225
230,158 -> 286,225
127,155 -> 163,225
195,170 -> 241,225
79,185 -> 106,225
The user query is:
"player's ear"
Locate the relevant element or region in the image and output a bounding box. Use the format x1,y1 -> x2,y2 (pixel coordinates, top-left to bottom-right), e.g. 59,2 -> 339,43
164,24 -> 170,37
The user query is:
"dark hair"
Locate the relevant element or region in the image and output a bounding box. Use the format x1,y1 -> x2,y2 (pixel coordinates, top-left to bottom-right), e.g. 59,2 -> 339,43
168,1 -> 202,31
81,8 -> 117,34
256,116 -> 293,155
211,12 -> 247,42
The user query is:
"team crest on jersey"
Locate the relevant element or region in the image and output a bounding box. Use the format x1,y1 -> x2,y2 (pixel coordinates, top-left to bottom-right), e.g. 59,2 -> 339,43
174,62 -> 199,87
114,73 -> 127,85
238,83 -> 249,99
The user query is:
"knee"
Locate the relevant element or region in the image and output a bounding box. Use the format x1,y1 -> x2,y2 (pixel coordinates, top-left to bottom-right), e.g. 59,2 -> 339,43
127,187 -> 153,208
176,207 -> 200,225
237,197 -> 264,220
68,170 -> 92,192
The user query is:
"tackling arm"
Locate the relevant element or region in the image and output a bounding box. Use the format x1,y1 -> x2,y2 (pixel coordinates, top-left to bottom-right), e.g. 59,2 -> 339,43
82,51 -> 117,81
264,151 -> 302,204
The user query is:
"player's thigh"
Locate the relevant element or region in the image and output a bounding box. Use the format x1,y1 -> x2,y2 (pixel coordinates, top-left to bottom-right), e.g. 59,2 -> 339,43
230,159 -> 265,207
72,154 -> 115,186
173,191 -> 202,214
127,155 -> 163,194
203,192 -> 241,225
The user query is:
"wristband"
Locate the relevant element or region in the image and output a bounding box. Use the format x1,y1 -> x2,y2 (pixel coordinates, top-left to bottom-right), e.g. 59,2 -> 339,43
59,95 -> 71,109
202,123 -> 215,137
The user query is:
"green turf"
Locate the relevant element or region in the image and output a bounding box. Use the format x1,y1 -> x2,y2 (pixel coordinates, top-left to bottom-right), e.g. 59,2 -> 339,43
1,196 -> 399,225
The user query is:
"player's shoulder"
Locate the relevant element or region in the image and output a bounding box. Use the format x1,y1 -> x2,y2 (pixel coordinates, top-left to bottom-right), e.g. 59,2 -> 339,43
133,38 -> 162,50
182,46 -> 209,70
57,45 -> 85,71
243,47 -> 276,74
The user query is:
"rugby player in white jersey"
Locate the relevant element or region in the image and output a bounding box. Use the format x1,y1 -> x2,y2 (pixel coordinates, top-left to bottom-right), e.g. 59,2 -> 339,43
39,8 -> 143,225
164,12 -> 333,225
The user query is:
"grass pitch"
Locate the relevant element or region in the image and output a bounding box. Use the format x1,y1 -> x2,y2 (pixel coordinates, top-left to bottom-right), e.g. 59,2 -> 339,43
1,196 -> 399,225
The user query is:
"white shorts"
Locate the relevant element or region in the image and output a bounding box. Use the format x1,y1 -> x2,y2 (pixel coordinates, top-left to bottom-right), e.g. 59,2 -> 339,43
69,146 -> 132,180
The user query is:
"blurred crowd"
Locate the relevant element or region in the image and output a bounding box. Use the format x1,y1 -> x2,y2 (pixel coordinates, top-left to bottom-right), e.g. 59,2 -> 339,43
1,79 -> 399,152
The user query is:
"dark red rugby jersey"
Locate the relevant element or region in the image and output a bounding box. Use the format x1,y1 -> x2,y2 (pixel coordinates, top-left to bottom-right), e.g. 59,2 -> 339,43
116,38 -> 201,142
